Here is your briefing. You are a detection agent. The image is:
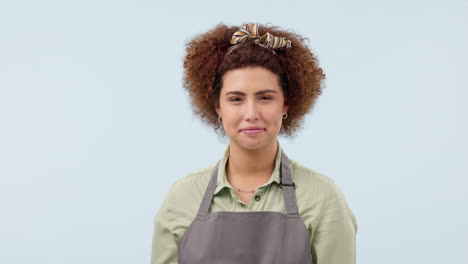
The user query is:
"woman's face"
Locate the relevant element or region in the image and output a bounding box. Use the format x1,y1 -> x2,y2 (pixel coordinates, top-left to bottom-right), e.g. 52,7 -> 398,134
215,66 -> 289,151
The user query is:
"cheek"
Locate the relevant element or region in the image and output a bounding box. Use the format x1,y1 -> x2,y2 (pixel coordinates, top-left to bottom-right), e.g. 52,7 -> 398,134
273,116 -> 283,129
223,110 -> 242,125
265,109 -> 283,128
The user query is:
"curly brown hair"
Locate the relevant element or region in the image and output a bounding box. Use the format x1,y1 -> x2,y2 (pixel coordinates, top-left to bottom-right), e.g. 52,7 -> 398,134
182,22 -> 326,139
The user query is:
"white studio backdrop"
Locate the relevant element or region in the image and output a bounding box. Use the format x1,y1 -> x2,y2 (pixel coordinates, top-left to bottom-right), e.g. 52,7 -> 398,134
0,0 -> 467,263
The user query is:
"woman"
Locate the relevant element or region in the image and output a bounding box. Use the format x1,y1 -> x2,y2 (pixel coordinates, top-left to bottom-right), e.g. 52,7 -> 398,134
151,23 -> 357,264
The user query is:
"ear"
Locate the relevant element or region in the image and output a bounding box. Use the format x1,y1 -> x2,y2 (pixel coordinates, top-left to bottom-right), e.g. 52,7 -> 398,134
215,101 -> 221,116
283,103 -> 289,115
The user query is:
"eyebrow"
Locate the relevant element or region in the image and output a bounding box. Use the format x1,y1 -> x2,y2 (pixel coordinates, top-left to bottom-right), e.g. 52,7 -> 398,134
224,89 -> 278,96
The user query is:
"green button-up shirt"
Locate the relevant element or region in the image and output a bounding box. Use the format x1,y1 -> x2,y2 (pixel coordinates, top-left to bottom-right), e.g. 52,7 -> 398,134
151,141 -> 358,264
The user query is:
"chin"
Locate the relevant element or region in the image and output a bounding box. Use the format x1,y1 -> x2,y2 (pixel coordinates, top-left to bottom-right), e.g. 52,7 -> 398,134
240,142 -> 265,151
231,135 -> 273,151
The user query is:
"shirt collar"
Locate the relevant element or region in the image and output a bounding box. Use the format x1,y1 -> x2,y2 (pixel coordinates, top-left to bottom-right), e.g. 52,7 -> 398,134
213,140 -> 282,196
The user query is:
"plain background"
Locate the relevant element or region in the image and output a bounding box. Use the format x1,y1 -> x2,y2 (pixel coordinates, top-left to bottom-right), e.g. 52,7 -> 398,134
1,0 -> 467,263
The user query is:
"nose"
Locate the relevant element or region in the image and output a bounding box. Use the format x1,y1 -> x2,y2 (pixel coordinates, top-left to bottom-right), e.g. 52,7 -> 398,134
245,98 -> 259,121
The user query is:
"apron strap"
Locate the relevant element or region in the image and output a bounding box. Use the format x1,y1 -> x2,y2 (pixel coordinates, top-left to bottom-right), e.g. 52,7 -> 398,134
196,161 -> 220,218
279,149 -> 300,216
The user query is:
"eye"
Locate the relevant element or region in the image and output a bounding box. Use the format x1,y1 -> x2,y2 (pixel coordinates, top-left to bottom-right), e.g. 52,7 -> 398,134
260,96 -> 273,100
228,97 -> 242,102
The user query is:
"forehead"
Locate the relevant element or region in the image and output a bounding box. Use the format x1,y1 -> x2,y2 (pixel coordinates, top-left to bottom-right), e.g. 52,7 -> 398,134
221,66 -> 281,93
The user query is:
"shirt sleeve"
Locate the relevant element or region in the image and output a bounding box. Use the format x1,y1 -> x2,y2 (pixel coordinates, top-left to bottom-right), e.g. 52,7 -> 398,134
311,184 -> 358,264
150,186 -> 179,264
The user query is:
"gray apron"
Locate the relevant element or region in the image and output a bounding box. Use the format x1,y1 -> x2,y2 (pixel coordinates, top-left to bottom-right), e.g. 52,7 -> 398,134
178,149 -> 313,264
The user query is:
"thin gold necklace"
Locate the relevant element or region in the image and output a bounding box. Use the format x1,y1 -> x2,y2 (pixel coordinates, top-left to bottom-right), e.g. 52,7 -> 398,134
229,182 -> 256,193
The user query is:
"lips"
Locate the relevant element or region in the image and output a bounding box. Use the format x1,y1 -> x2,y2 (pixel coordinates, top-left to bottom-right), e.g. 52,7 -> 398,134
240,126 -> 265,135
240,126 -> 264,131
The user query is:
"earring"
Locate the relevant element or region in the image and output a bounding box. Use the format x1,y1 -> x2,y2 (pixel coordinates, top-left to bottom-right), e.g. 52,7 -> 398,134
218,116 -> 222,122
282,113 -> 288,119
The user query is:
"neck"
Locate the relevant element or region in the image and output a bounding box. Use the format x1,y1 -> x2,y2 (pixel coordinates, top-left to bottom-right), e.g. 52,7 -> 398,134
226,140 -> 278,187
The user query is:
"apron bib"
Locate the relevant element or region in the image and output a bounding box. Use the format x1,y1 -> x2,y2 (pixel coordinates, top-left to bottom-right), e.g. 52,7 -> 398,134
178,149 -> 313,264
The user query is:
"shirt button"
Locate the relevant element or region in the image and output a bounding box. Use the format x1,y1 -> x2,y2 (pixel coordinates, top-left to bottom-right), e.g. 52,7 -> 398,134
255,195 -> 261,201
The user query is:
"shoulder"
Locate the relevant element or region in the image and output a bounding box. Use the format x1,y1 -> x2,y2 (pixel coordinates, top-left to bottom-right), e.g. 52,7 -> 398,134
154,162 -> 218,237
289,158 -> 347,203
164,161 -> 217,206
289,158 -> 357,231
176,162 -> 216,188
158,161 -> 217,216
